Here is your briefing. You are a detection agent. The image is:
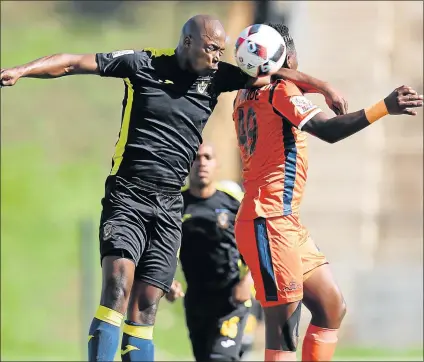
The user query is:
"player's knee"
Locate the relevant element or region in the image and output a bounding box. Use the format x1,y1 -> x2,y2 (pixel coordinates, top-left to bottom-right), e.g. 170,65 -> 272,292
327,290 -> 346,325
128,282 -> 164,325
134,299 -> 160,325
101,273 -> 132,308
311,289 -> 347,327
280,302 -> 301,352
100,257 -> 134,309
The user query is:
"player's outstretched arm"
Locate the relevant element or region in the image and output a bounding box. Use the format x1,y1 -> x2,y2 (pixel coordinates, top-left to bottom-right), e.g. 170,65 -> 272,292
303,85 -> 423,143
0,54 -> 99,86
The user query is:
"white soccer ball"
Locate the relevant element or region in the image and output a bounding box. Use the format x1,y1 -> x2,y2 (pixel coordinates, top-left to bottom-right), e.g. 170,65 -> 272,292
234,24 -> 287,78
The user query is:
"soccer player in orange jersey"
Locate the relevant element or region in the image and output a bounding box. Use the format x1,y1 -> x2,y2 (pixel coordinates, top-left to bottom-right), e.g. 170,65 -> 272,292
232,23 -> 423,362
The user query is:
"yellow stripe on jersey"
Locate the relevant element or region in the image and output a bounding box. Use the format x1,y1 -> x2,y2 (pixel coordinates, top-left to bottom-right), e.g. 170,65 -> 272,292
143,48 -> 175,57
111,78 -> 134,175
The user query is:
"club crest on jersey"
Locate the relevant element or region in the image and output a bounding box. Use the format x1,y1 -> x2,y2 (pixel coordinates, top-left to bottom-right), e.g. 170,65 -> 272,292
290,96 -> 317,115
215,208 -> 230,229
197,79 -> 210,94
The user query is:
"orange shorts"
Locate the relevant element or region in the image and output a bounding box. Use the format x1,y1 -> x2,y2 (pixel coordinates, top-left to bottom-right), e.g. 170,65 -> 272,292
235,215 -> 327,307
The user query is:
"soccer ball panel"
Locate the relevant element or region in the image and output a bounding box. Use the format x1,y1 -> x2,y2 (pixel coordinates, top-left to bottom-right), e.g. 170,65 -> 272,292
234,24 -> 287,78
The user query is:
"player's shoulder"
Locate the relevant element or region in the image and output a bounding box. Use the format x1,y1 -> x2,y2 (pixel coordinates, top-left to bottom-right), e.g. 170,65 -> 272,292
142,47 -> 175,59
272,79 -> 303,97
216,181 -> 244,204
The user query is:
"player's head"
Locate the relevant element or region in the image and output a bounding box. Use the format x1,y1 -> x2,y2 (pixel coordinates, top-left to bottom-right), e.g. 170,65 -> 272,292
267,23 -> 298,70
189,142 -> 217,188
179,15 -> 227,76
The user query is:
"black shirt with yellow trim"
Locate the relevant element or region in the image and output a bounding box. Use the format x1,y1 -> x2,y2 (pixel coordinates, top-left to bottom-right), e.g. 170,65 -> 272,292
95,48 -> 249,188
180,184 -> 246,292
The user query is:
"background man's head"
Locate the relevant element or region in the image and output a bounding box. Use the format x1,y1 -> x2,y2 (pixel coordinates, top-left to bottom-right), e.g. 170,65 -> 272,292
179,15 -> 227,76
267,23 -> 298,70
189,143 -> 217,189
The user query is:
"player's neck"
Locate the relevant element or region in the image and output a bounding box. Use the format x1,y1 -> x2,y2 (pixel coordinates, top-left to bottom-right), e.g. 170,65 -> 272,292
175,47 -> 189,71
189,184 -> 216,199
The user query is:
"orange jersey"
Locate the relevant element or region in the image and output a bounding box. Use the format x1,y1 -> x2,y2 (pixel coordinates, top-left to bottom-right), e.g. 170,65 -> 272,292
232,80 -> 322,219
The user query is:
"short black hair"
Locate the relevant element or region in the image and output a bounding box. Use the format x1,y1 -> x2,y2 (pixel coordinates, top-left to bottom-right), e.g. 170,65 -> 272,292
266,22 -> 296,56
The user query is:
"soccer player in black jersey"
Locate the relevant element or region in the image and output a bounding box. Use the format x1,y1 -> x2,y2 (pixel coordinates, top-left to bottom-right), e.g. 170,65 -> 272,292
166,143 -> 253,361
1,15 -> 348,361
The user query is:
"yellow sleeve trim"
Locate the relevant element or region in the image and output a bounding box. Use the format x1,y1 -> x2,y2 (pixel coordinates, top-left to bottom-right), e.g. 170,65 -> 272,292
143,47 -> 175,57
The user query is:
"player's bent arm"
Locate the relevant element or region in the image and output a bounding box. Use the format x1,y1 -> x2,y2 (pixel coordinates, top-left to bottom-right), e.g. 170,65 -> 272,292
249,68 -> 327,94
248,68 -> 348,115
216,62 -> 346,115
8,54 -> 98,79
302,86 -> 423,143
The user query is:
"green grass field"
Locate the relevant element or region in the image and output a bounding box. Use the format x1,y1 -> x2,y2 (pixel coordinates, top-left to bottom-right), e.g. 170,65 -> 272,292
1,2 -> 422,361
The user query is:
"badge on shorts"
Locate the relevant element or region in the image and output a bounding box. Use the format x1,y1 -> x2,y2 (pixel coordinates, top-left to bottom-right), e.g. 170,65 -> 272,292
102,223 -> 114,240
216,208 -> 230,229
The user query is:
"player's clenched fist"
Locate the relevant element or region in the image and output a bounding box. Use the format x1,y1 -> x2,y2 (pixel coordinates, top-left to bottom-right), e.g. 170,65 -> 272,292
384,85 -> 423,116
165,279 -> 185,302
0,68 -> 22,87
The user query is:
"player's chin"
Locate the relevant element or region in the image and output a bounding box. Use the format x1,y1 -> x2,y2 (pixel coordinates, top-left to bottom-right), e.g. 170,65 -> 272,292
197,66 -> 217,76
198,177 -> 210,187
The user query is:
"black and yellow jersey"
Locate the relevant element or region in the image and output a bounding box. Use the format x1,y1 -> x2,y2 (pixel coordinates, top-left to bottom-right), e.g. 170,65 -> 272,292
179,184 -> 246,292
95,49 -> 249,188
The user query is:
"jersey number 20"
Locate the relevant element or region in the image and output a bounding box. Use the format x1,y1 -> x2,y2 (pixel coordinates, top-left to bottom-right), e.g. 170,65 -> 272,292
237,107 -> 258,156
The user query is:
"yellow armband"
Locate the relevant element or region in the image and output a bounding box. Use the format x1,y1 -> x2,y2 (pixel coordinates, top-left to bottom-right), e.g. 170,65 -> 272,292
365,100 -> 389,124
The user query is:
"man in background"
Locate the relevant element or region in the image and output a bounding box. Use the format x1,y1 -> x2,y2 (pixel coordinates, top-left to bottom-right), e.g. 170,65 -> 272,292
166,143 -> 258,361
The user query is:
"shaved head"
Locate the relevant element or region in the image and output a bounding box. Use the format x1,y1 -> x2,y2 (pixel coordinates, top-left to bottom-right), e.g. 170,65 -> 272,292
177,15 -> 227,76
181,15 -> 226,43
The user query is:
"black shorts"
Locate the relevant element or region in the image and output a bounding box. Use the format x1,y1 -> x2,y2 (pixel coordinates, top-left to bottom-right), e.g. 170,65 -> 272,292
184,290 -> 251,361
99,175 -> 183,292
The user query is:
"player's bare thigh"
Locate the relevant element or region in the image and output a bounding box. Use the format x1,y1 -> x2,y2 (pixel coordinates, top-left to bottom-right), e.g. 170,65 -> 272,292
300,237 -> 346,329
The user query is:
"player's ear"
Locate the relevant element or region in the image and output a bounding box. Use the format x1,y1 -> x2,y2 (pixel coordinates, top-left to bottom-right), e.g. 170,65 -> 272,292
286,54 -> 294,69
183,35 -> 192,48
286,54 -> 298,71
